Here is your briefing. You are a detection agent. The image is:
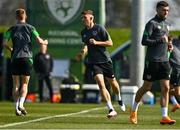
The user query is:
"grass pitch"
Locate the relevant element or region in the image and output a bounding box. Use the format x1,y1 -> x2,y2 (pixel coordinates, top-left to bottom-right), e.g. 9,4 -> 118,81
0,102 -> 179,129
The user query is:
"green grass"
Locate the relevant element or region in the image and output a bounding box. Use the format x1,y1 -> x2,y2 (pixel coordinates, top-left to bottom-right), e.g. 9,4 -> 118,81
0,102 -> 179,129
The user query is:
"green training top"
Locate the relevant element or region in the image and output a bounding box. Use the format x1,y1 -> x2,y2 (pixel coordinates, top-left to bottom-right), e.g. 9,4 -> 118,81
4,22 -> 39,59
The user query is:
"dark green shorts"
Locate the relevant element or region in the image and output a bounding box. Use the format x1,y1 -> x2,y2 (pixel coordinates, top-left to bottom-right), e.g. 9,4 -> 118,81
143,61 -> 171,81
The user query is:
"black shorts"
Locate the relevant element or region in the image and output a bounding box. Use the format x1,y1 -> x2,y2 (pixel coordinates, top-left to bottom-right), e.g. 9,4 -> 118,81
143,61 -> 171,81
170,69 -> 180,87
88,61 -> 115,78
11,58 -> 33,76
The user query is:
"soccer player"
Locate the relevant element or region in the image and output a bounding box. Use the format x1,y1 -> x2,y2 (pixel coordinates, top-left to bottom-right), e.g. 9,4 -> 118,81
3,8 -> 48,116
169,35 -> 180,112
130,1 -> 176,124
76,10 -> 125,118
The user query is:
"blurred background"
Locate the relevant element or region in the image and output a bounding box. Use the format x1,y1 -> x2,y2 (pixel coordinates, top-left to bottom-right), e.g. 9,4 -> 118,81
0,0 -> 179,104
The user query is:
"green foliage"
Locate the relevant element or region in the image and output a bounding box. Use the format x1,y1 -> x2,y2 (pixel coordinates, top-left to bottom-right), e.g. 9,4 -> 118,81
107,28 -> 131,52
169,30 -> 180,38
0,26 -> 8,32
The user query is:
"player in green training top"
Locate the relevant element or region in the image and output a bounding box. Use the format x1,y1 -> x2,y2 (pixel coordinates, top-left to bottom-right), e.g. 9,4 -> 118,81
130,1 -> 176,125
3,8 -> 48,116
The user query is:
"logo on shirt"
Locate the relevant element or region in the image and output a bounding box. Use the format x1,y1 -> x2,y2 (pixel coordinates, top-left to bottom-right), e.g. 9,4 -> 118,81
44,0 -> 85,25
92,31 -> 98,36
157,25 -> 162,29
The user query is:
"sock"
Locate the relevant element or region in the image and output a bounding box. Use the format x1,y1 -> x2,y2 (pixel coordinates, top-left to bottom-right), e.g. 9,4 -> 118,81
19,97 -> 26,108
170,96 -> 178,105
132,101 -> 139,112
117,92 -> 122,101
106,101 -> 114,111
15,98 -> 19,110
162,107 -> 168,117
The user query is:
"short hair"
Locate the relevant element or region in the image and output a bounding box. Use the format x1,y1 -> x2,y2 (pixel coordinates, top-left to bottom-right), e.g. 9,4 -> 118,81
81,10 -> 93,15
156,1 -> 169,9
16,8 -> 26,20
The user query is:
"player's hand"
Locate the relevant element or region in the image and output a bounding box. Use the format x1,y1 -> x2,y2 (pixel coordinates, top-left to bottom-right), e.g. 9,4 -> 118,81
162,35 -> 168,43
89,38 -> 96,45
44,39 -> 48,45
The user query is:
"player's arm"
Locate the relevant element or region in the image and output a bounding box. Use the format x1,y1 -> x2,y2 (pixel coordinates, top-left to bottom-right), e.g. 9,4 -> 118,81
89,26 -> 113,47
76,44 -> 88,61
89,38 -> 113,47
142,21 -> 168,46
3,31 -> 13,52
32,29 -> 48,45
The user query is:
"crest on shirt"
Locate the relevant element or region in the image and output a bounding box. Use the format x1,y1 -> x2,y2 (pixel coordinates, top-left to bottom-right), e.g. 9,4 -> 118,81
92,31 -> 98,36
157,25 -> 161,29
44,0 -> 84,25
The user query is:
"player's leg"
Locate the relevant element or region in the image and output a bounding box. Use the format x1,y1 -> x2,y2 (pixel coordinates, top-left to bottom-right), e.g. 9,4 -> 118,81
102,61 -> 125,111
169,70 -> 180,112
106,77 -> 125,112
94,74 -> 117,118
172,70 -> 180,102
12,75 -> 21,116
18,75 -> 30,115
174,86 -> 180,102
160,79 -> 176,124
18,58 -> 32,115
159,62 -> 176,124
11,59 -> 22,115
169,85 -> 180,112
130,80 -> 152,124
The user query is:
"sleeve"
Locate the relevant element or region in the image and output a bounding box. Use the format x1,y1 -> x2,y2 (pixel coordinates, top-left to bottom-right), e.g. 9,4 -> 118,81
31,26 -> 40,37
99,26 -> 111,41
141,21 -> 165,46
3,29 -> 11,40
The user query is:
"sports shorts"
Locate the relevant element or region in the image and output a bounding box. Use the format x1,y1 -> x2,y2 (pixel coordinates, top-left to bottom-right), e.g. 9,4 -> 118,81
88,61 -> 115,78
143,61 -> 171,81
11,58 -> 33,76
170,69 -> 180,87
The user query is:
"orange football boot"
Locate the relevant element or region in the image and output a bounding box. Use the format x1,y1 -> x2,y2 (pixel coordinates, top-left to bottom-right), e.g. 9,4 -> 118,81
171,104 -> 180,112
160,116 -> 176,125
130,110 -> 137,124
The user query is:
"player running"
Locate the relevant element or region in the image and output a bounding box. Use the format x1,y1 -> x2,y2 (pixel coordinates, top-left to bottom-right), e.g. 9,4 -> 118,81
76,10 -> 125,119
130,1 -> 176,125
3,8 -> 48,116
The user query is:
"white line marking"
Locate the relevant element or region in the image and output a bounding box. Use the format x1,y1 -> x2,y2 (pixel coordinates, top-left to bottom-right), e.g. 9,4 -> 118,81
0,107 -> 105,128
